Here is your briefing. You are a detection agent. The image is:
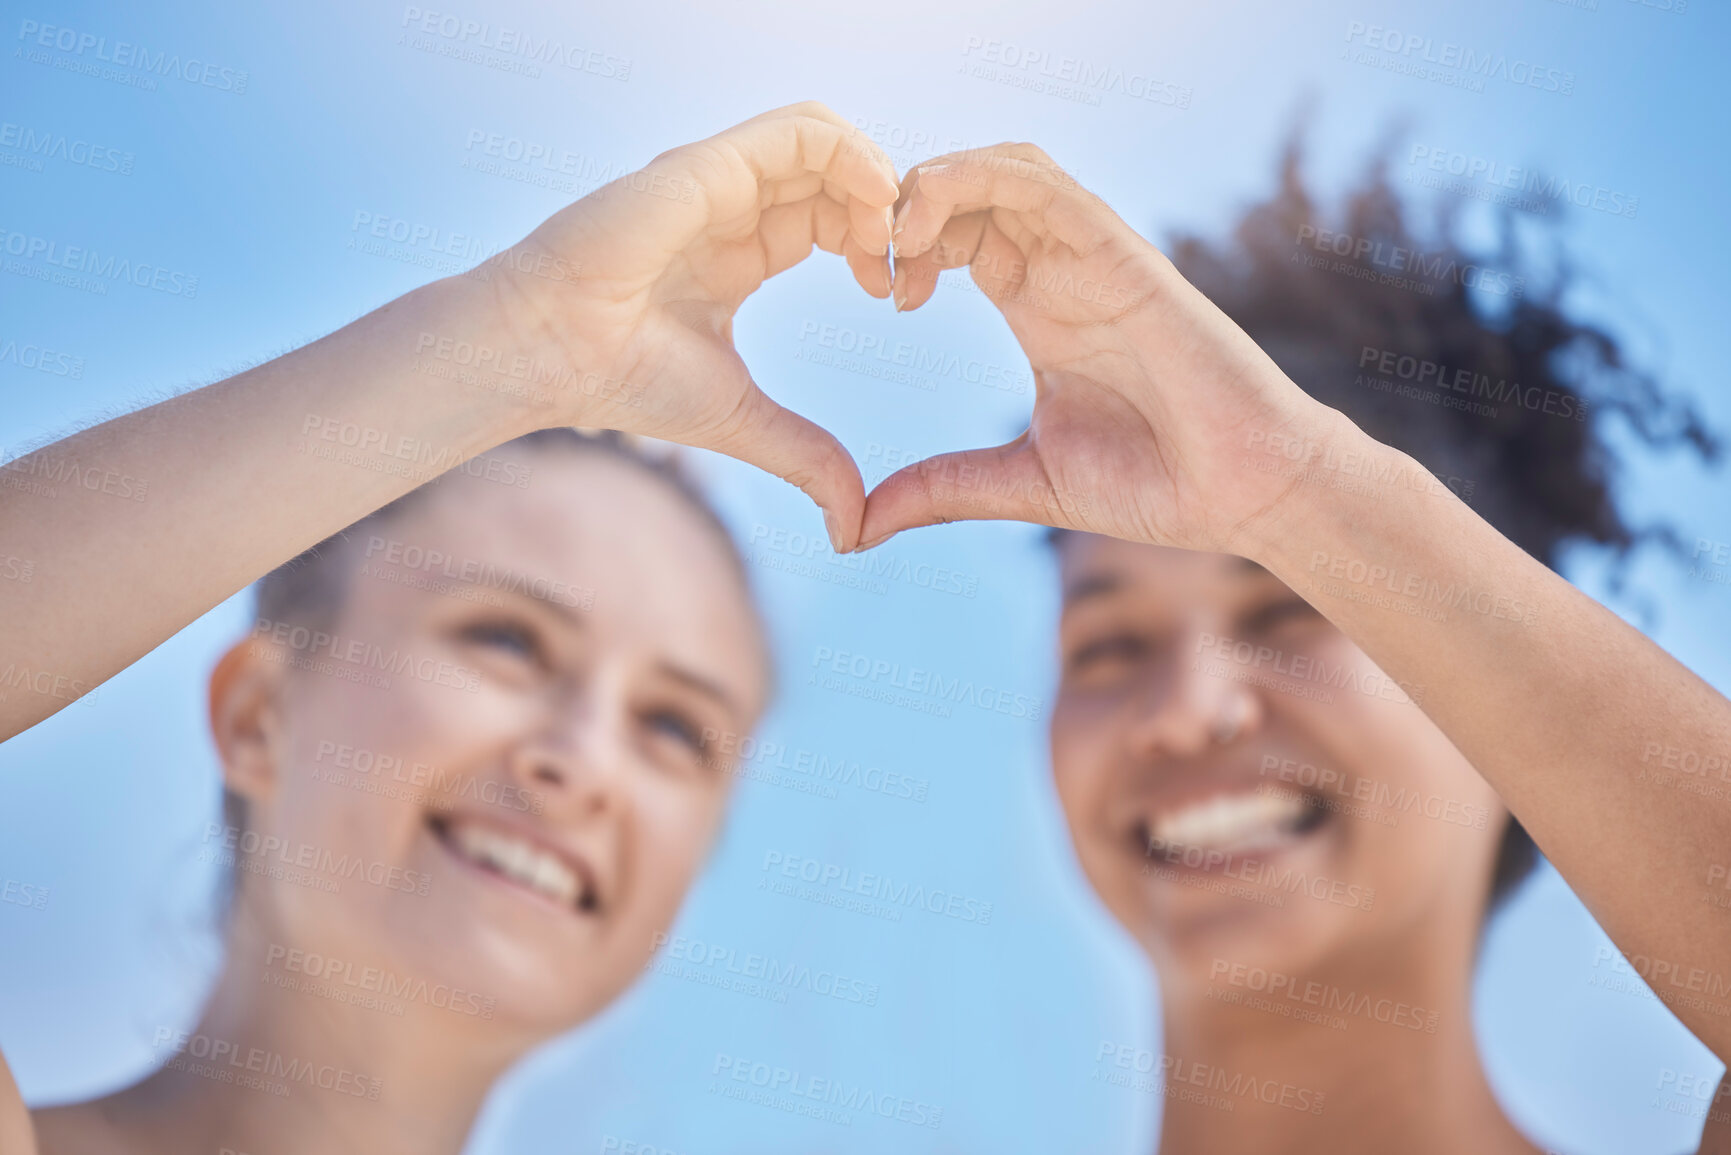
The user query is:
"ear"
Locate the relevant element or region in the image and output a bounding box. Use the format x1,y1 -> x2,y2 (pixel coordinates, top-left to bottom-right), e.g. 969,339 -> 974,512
208,637 -> 287,805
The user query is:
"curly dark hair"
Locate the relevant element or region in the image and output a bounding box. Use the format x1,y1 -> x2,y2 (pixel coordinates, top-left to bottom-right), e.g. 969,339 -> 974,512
1155,135 -> 1722,913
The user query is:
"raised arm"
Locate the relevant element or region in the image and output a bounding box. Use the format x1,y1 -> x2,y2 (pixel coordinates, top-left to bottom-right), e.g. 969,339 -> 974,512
861,143 -> 1731,1061
0,102 -> 897,743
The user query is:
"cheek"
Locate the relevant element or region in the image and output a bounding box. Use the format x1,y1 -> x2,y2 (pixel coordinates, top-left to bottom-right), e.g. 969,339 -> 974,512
1275,636 -> 1503,878
1303,634 -> 1493,797
1050,693 -> 1118,819
622,778 -> 726,917
1278,632 -> 1423,758
1050,697 -> 1142,909
273,673 -> 511,858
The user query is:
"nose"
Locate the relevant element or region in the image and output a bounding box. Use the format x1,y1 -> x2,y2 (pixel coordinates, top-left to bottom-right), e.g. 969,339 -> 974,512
506,681 -> 630,820
1124,627 -> 1262,761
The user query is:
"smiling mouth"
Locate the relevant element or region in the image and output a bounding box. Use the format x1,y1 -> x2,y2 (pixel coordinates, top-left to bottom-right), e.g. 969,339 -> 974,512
1133,788 -> 1328,869
427,814 -> 599,913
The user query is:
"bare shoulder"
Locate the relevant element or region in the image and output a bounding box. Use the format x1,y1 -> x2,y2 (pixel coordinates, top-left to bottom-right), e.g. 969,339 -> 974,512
1698,1071 -> 1731,1155
0,1048 -> 40,1155
2,1067 -> 136,1155
25,1099 -> 146,1155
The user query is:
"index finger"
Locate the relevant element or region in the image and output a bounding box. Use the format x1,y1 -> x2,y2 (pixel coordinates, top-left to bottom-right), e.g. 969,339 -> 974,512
893,146 -> 1113,259
667,104 -> 900,259
705,102 -> 901,208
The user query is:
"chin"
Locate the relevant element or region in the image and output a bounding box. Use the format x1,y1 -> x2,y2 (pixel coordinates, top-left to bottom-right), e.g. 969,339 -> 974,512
322,891 -> 622,1037
1154,904 -> 1357,984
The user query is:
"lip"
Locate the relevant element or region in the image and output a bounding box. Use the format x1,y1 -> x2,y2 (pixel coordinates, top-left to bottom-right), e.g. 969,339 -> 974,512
1134,810 -> 1324,877
426,810 -> 605,916
1114,767 -> 1330,877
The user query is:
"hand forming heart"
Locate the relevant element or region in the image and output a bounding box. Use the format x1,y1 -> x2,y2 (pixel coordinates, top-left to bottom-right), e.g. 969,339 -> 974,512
485,104 -> 1344,559
484,101 -> 898,551
863,144 -> 1344,558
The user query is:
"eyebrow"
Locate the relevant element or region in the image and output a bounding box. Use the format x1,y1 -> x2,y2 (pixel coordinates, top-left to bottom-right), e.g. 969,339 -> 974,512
1062,571 -> 1123,606
655,662 -> 745,718
433,567 -> 593,626
1063,556 -> 1272,605
442,574 -> 746,716
518,581 -> 590,626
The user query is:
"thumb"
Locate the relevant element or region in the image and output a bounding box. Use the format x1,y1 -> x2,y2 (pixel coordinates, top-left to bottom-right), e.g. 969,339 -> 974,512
858,435 -> 1063,550
701,383 -> 865,553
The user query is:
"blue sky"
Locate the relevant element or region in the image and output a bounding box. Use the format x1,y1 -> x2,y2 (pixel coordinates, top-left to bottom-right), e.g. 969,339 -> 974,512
2,0 -> 1728,1151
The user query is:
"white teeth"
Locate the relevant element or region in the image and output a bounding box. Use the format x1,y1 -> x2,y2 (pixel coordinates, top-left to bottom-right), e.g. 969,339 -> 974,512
532,853 -> 579,907
1149,791 -> 1310,856
448,822 -> 584,909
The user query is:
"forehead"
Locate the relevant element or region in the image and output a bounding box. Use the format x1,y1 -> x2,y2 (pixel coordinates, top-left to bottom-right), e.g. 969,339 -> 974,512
1058,535 -> 1280,610
369,449 -> 768,705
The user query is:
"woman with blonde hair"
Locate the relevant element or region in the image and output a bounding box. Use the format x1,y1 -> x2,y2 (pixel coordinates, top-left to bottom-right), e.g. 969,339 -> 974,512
0,101 -> 899,1155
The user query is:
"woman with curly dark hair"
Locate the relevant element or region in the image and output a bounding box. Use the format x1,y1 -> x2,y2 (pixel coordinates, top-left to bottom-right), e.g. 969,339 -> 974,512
869,141 -> 1728,1153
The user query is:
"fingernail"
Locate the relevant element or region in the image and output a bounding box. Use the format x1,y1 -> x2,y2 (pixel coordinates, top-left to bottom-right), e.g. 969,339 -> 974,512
878,164 -> 901,201
892,276 -> 907,312
855,530 -> 897,552
823,509 -> 844,553
892,199 -> 911,240
917,163 -> 953,181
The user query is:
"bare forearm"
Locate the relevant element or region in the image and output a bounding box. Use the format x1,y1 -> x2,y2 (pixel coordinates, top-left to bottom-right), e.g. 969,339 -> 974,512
0,273 -> 539,740
1249,407 -> 1731,1055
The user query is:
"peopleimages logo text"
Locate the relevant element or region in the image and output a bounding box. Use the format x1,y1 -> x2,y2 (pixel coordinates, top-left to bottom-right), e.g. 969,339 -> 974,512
0,338 -> 84,378
1358,345 -> 1586,420
712,1053 -> 944,1128
399,7 -> 631,79
809,646 -> 1042,720
0,228 -> 198,296
959,36 -> 1192,108
150,1028 -> 380,1097
265,944 -> 495,1018
17,20 -> 250,92
1294,225 -> 1523,298
761,850 -> 994,925
1343,21 -> 1574,95
1406,145 -> 1637,219
204,823 -> 433,896
651,932 -> 881,1006
252,616 -> 482,693
0,122 -> 134,174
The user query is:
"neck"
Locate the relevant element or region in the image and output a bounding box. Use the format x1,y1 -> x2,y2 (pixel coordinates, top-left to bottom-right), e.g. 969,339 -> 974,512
97,906 -> 543,1155
1150,920 -> 1536,1155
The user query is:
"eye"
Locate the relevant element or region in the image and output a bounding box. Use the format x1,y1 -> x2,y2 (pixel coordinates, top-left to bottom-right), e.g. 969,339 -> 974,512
1066,633 -> 1153,675
458,618 -> 545,664
1244,597 -> 1324,635
643,707 -> 712,765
